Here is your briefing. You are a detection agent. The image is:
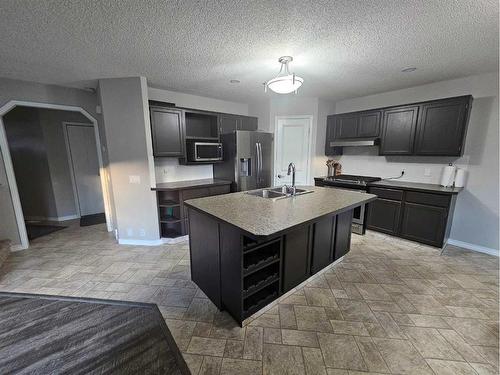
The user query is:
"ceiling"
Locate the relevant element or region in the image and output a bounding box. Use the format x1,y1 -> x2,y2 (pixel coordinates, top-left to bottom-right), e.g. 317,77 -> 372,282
0,0 -> 498,103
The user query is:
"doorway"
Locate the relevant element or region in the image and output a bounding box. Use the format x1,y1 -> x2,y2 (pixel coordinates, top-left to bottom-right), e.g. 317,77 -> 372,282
63,122 -> 105,219
0,101 -> 112,250
274,116 -> 313,186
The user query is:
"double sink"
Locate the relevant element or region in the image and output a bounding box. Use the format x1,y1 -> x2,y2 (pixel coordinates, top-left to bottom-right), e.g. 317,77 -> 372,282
246,186 -> 313,201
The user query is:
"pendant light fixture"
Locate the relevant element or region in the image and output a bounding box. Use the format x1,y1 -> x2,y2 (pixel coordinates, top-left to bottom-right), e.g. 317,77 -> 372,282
264,56 -> 304,94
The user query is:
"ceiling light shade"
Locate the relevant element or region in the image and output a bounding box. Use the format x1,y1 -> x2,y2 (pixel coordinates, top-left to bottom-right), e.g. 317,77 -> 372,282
265,56 -> 304,94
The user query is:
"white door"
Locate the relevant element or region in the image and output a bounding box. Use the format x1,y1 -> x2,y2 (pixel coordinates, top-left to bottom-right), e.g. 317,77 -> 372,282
65,124 -> 104,216
274,116 -> 312,186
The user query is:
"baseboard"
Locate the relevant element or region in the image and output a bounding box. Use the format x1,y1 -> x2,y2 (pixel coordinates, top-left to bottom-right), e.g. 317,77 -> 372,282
25,214 -> 80,222
161,235 -> 189,245
118,236 -> 189,246
447,239 -> 499,257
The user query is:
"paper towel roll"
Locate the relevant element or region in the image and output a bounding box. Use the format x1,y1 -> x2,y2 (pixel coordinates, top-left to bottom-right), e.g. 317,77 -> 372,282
454,169 -> 467,188
440,164 -> 456,187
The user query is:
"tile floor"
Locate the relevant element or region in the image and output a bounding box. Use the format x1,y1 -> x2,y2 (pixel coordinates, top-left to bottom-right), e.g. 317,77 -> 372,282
0,222 -> 498,375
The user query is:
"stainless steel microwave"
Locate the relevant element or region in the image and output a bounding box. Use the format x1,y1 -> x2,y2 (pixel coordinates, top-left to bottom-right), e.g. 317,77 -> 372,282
187,142 -> 223,162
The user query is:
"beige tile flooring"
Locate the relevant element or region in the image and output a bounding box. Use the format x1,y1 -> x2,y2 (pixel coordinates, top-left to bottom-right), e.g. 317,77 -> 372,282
0,222 -> 498,375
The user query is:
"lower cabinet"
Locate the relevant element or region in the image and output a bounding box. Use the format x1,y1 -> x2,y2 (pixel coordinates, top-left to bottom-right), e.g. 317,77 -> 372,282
366,198 -> 401,235
334,210 -> 353,260
367,187 -> 455,248
282,226 -> 311,293
311,216 -> 335,274
400,203 -> 447,246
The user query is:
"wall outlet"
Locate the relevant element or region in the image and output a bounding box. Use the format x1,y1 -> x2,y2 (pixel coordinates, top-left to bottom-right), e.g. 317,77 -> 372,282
96,105 -> 102,114
424,168 -> 431,177
129,175 -> 141,184
139,229 -> 146,237
127,228 -> 133,236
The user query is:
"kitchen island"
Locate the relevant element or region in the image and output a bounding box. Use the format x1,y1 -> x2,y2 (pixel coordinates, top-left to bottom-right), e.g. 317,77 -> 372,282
184,186 -> 376,325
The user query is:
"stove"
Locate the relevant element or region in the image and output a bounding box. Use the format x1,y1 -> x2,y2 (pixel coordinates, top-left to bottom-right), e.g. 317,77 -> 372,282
323,174 -> 381,188
315,174 -> 381,235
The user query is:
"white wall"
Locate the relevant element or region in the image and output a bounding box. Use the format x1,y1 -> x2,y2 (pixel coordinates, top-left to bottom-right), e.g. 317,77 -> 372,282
99,77 -> 159,242
148,86 -> 250,183
334,72 -> 499,253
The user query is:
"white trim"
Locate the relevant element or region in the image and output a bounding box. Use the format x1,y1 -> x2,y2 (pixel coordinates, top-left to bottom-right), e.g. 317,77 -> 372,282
10,244 -> 25,252
273,115 -> 314,186
447,239 -> 499,257
25,214 -> 80,222
118,236 -> 189,246
0,100 -> 113,251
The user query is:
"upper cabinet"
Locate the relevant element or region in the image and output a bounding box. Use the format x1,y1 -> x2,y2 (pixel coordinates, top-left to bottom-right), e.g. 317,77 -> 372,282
219,114 -> 258,134
379,105 -> 419,155
414,96 -> 472,156
325,95 -> 472,157
150,106 -> 185,157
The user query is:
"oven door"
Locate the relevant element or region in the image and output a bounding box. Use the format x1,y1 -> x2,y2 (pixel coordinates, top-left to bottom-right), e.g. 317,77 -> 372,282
194,142 -> 223,161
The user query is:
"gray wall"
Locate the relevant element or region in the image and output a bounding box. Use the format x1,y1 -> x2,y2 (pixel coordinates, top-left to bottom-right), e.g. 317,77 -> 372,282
334,72 -> 499,253
99,77 -> 159,242
0,77 -> 114,246
4,107 -> 90,220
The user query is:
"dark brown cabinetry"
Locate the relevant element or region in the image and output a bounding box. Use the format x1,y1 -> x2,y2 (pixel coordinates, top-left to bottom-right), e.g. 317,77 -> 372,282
367,185 -> 457,247
311,216 -> 335,274
219,114 -> 258,134
325,95 -> 472,157
189,206 -> 355,325
150,107 -> 185,157
414,96 -> 472,156
283,226 -> 311,293
379,105 -> 419,155
152,179 -> 231,239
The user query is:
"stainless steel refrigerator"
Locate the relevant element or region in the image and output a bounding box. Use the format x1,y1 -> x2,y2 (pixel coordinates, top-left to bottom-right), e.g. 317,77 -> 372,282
213,131 -> 273,191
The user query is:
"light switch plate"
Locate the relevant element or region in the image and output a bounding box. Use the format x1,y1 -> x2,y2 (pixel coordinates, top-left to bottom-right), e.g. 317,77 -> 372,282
129,175 -> 141,184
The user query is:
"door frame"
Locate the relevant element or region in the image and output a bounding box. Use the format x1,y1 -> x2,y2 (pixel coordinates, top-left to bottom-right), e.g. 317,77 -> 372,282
0,100 -> 113,250
273,115 -> 313,186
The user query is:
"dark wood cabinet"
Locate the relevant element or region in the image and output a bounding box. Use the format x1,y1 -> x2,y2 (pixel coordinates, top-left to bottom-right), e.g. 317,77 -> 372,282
334,113 -> 359,139
399,203 -> 447,246
366,186 -> 457,248
219,114 -> 258,134
325,95 -> 472,157
358,111 -> 381,137
334,210 -> 353,260
311,216 -> 335,273
282,226 -> 311,293
150,107 -> 185,157
414,96 -> 472,156
379,105 -> 419,155
366,198 -> 402,235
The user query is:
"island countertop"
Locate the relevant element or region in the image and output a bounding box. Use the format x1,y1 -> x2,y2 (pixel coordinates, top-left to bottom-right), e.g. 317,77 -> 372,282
184,186 -> 376,237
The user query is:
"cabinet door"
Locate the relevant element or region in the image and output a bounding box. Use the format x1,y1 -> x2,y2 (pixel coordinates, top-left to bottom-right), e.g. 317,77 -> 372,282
334,210 -> 353,260
240,116 -> 258,131
219,115 -> 240,134
311,216 -> 335,274
366,198 -> 402,235
380,106 -> 419,155
358,111 -> 381,137
414,96 -> 471,156
325,116 -> 343,155
282,226 -> 311,293
334,114 -> 359,139
400,202 -> 447,247
150,107 -> 185,157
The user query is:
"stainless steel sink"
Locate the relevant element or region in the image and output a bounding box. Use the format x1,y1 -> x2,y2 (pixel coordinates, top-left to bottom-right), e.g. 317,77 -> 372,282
246,187 -> 313,200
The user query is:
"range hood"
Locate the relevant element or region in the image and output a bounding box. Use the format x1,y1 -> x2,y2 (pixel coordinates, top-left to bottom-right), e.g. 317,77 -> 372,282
329,137 -> 380,147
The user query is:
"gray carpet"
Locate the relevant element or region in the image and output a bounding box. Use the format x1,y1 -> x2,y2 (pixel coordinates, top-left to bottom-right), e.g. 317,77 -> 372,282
0,292 -> 188,375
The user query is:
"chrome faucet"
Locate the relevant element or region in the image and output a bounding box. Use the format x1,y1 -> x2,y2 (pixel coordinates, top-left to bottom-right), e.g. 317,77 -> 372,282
287,162 -> 296,195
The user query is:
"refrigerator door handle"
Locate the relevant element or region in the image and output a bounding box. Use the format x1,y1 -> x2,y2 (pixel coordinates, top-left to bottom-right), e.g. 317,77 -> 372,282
255,142 -> 260,186
258,142 -> 263,184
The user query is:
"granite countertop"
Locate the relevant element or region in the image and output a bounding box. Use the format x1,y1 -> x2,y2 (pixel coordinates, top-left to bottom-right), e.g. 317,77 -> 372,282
368,180 -> 463,195
184,186 -> 376,237
152,178 -> 231,191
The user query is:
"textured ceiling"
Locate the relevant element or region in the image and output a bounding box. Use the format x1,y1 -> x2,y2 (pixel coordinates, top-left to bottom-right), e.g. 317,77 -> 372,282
0,0 -> 498,103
